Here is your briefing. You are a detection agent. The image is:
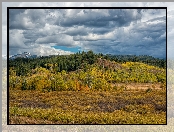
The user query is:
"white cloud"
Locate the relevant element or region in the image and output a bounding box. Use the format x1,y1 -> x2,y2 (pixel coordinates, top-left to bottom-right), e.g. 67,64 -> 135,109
9,30 -> 27,49
30,45 -> 74,56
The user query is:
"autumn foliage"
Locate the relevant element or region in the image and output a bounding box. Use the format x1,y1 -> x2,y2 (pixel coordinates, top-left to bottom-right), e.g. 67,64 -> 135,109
9,54 -> 166,92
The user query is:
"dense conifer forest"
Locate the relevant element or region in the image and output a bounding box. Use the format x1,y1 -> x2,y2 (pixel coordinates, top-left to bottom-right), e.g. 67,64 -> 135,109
9,51 -> 166,76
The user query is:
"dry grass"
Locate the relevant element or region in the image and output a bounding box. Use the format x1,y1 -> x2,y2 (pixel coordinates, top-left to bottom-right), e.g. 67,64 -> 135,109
9,84 -> 166,124
112,83 -> 165,90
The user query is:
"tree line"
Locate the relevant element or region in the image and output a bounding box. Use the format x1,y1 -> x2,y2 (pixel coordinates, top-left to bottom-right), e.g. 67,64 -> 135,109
9,50 -> 166,77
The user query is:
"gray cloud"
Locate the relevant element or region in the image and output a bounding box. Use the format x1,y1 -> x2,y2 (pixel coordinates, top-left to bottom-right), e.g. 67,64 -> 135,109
63,26 -> 89,36
9,9 -> 33,30
9,8 -> 166,58
56,9 -> 142,28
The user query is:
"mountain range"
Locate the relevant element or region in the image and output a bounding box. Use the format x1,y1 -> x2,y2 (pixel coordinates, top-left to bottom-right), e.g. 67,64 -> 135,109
9,52 -> 38,60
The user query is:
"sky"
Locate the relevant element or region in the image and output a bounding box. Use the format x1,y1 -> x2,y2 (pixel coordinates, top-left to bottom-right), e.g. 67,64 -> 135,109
2,2 -> 173,59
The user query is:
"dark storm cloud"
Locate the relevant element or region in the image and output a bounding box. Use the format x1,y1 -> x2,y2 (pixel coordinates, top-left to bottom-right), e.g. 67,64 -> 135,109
128,16 -> 166,52
146,16 -> 166,23
9,8 -> 166,58
91,27 -> 113,35
81,40 -> 122,53
9,9 -> 26,20
9,9 -> 46,30
9,9 -> 32,30
56,9 -> 142,28
136,23 -> 166,34
23,30 -> 42,40
82,21 -> 110,28
64,26 -> 89,36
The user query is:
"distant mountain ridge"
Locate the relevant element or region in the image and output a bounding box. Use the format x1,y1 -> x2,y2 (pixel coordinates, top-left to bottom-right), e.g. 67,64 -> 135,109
9,52 -> 38,60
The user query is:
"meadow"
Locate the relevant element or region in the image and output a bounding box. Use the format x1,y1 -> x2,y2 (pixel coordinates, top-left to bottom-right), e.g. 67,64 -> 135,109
9,86 -> 166,124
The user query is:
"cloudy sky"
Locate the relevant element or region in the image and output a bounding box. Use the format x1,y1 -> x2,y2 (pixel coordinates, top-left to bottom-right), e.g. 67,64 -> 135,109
3,2 -> 173,59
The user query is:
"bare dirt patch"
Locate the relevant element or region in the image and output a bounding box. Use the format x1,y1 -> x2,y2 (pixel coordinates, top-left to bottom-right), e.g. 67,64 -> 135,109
113,83 -> 164,90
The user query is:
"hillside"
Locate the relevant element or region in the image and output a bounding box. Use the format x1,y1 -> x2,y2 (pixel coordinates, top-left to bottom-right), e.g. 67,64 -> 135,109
9,51 -> 166,76
9,51 -> 166,92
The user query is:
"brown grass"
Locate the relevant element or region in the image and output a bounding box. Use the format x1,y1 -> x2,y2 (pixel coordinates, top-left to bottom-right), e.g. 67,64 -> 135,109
9,83 -> 166,124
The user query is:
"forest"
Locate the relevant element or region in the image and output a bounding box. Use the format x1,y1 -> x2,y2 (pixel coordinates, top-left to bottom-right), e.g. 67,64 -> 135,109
9,50 -> 166,91
9,50 -> 167,124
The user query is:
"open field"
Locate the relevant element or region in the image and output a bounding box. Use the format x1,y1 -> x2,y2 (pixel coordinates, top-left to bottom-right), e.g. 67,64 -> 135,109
9,84 -> 166,124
